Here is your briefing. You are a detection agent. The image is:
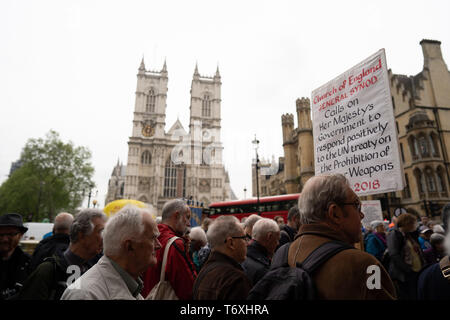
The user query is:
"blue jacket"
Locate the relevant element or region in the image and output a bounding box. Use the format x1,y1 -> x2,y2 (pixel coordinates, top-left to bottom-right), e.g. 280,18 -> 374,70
365,232 -> 386,262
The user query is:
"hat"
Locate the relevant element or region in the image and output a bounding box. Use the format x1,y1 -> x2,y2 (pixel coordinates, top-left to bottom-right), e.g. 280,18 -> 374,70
370,220 -> 384,229
0,213 -> 28,233
419,225 -> 431,234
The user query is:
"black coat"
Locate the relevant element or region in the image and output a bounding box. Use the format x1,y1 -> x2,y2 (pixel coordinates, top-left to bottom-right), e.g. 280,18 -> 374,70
30,233 -> 70,270
17,249 -> 70,300
0,246 -> 32,300
242,241 -> 271,286
277,225 -> 297,249
417,261 -> 450,299
386,228 -> 423,282
193,251 -> 252,300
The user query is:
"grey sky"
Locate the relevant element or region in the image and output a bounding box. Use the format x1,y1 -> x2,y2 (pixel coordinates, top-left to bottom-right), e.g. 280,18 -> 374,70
1,0 -> 449,208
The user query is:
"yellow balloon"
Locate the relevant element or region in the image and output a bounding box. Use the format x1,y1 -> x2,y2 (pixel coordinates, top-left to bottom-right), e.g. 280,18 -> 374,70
103,199 -> 156,219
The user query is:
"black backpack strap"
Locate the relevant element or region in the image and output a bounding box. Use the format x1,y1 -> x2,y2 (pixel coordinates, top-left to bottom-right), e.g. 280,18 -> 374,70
299,241 -> 354,273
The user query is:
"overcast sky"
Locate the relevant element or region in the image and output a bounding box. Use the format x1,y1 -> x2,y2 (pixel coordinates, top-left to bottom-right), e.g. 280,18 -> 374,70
1,0 -> 449,208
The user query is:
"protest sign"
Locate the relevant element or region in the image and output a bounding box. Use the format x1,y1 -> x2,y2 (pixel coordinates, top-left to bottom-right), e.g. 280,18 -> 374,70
311,49 -> 404,196
361,200 -> 383,228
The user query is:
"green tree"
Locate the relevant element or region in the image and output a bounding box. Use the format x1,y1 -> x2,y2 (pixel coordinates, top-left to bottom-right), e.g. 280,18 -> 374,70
0,130 -> 95,221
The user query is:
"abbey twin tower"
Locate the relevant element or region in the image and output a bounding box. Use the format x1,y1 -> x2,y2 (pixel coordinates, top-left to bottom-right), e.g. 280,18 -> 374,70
106,59 -> 235,212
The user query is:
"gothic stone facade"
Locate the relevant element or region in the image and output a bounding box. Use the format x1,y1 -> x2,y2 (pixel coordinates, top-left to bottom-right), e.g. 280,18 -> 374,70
106,60 -> 233,213
277,39 -> 450,219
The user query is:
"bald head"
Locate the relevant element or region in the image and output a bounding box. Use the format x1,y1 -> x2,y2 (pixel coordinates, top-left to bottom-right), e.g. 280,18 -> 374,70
53,212 -> 74,234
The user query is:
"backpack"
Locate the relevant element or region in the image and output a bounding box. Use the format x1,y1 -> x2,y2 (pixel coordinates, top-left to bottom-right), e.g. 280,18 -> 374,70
247,240 -> 353,300
146,236 -> 180,300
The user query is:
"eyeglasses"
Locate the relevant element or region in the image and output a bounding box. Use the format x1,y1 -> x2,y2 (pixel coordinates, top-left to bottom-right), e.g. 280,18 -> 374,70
339,201 -> 362,212
0,232 -> 20,238
224,234 -> 251,243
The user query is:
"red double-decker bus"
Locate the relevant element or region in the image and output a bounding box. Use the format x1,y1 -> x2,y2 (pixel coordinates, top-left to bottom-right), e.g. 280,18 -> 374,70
207,193 -> 300,222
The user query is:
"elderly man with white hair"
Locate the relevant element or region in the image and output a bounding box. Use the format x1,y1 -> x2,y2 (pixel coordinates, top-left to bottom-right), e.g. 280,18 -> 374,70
243,214 -> 262,240
193,215 -> 252,300
242,218 -> 280,286
61,205 -> 161,300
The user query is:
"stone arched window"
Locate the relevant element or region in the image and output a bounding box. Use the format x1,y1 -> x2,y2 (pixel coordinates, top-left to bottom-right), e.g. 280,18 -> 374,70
414,168 -> 426,195
163,159 -> 186,198
202,94 -> 211,117
429,133 -> 440,157
436,166 -> 447,193
425,166 -> 436,192
403,173 -> 411,198
418,134 -> 429,158
146,88 -> 156,113
141,151 -> 151,165
408,135 -> 419,160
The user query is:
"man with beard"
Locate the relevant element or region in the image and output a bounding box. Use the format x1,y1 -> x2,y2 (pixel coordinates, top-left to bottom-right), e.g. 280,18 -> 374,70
142,199 -> 197,299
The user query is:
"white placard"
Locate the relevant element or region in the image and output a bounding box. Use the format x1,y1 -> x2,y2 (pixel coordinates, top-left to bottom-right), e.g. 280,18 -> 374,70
361,200 -> 383,228
311,49 -> 404,196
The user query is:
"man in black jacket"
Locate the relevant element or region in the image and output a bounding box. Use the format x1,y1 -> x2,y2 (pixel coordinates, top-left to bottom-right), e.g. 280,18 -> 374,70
0,213 -> 32,300
277,206 -> 301,249
242,218 -> 280,286
17,209 -> 106,300
30,212 -> 74,270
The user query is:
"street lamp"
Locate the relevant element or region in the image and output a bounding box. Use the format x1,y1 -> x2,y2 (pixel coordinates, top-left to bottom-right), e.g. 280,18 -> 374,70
83,185 -> 98,208
252,135 -> 261,215
243,187 -> 247,199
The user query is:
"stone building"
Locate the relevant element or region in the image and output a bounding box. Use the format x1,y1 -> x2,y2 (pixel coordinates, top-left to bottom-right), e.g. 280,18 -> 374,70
105,160 -> 126,205
266,39 -> 450,219
105,60 -> 234,213
387,39 -> 450,218
251,156 -> 286,197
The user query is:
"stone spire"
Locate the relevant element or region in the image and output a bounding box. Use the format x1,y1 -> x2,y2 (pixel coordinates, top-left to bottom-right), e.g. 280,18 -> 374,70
161,58 -> 168,77
138,56 -> 145,75
214,64 -> 221,82
193,62 -> 200,80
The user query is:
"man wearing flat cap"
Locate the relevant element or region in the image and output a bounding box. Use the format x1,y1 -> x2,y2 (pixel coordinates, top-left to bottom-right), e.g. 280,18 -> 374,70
0,213 -> 32,300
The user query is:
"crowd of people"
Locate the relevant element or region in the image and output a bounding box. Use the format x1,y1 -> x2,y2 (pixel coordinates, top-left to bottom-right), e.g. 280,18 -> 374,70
1,173 -> 450,300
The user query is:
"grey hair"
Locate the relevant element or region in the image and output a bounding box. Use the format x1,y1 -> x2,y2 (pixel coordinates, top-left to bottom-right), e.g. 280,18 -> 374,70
69,209 -> 107,243
430,233 -> 445,246
161,199 -> 189,222
207,216 -> 242,249
53,212 -> 74,232
298,174 -> 349,224
252,218 -> 279,241
102,205 -> 148,257
189,226 -> 207,244
287,206 -> 300,222
244,214 -> 262,229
